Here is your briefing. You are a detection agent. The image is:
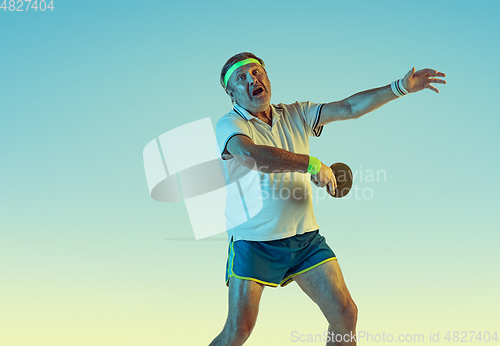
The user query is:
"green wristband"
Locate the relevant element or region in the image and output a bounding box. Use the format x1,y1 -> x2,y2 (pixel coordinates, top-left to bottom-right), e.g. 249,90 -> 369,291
307,156 -> 321,175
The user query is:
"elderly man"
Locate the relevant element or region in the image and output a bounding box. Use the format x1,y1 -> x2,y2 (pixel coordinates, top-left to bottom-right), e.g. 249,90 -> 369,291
210,52 -> 446,346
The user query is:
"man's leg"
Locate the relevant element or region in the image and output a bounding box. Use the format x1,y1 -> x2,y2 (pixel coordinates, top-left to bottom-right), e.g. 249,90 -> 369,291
209,277 -> 265,346
293,259 -> 357,346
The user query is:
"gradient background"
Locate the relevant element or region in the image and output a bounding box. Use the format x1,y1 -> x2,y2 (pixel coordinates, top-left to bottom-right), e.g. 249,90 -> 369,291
1,0 -> 499,345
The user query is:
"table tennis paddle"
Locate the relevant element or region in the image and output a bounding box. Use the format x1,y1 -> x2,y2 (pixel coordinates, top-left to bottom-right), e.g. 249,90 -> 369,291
330,162 -> 353,198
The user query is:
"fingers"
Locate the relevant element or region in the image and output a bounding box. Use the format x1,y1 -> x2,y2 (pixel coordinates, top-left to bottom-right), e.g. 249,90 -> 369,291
429,78 -> 447,84
427,84 -> 440,93
310,176 -> 319,186
418,68 -> 446,77
311,176 -> 325,187
404,67 -> 415,79
330,173 -> 337,197
311,165 -> 336,196
410,68 -> 447,94
327,180 -> 335,197
316,178 -> 328,188
427,77 -> 446,93
312,163 -> 330,187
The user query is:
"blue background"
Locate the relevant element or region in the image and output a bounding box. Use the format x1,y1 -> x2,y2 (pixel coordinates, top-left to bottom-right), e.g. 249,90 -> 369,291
1,0 -> 498,344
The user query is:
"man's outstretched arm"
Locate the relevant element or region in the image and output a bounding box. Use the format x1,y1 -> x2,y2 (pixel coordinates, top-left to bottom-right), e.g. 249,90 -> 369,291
318,67 -> 447,126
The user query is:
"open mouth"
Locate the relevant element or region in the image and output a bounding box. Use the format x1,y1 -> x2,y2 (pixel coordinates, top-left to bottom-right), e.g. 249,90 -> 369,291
252,87 -> 264,96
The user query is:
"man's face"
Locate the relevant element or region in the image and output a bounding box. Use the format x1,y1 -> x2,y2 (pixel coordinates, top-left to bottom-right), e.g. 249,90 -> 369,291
226,63 -> 271,114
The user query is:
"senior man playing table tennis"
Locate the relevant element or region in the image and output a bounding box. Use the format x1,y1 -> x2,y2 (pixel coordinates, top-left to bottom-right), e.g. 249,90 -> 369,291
210,52 -> 446,346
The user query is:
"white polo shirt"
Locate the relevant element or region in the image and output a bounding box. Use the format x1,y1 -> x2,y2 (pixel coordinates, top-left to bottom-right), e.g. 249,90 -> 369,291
215,101 -> 324,242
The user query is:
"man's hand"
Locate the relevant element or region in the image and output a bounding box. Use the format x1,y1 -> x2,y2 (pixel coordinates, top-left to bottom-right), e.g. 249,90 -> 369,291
402,67 -> 447,94
311,162 -> 337,197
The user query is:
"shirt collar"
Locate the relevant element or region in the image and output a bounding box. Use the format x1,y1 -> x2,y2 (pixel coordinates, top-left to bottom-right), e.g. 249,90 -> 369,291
233,103 -> 253,121
233,103 -> 280,123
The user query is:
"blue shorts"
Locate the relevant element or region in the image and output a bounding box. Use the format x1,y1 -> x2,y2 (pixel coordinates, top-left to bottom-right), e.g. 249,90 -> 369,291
225,230 -> 336,287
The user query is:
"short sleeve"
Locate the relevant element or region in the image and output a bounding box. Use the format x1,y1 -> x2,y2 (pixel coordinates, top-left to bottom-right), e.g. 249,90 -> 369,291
293,101 -> 324,137
216,115 -> 252,160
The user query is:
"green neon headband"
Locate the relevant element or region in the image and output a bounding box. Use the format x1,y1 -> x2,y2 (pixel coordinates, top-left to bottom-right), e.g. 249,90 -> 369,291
224,58 -> 262,89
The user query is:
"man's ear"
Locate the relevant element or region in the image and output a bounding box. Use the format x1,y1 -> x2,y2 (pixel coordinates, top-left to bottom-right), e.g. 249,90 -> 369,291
226,88 -> 236,102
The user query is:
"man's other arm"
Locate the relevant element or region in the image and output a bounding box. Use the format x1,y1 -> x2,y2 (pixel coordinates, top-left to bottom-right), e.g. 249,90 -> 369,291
318,67 -> 447,126
226,135 -> 336,195
227,135 -> 310,173
318,85 -> 397,126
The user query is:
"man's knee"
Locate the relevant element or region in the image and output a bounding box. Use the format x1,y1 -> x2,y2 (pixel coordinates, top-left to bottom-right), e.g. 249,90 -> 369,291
222,322 -> 255,345
328,299 -> 358,326
346,300 -> 358,322
235,323 -> 255,341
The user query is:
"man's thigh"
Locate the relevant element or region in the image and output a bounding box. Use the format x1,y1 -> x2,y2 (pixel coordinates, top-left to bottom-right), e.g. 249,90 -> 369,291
226,277 -> 265,328
293,259 -> 355,318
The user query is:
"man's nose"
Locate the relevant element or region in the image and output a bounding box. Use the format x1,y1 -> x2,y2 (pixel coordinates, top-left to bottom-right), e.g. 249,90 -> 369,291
247,73 -> 258,84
